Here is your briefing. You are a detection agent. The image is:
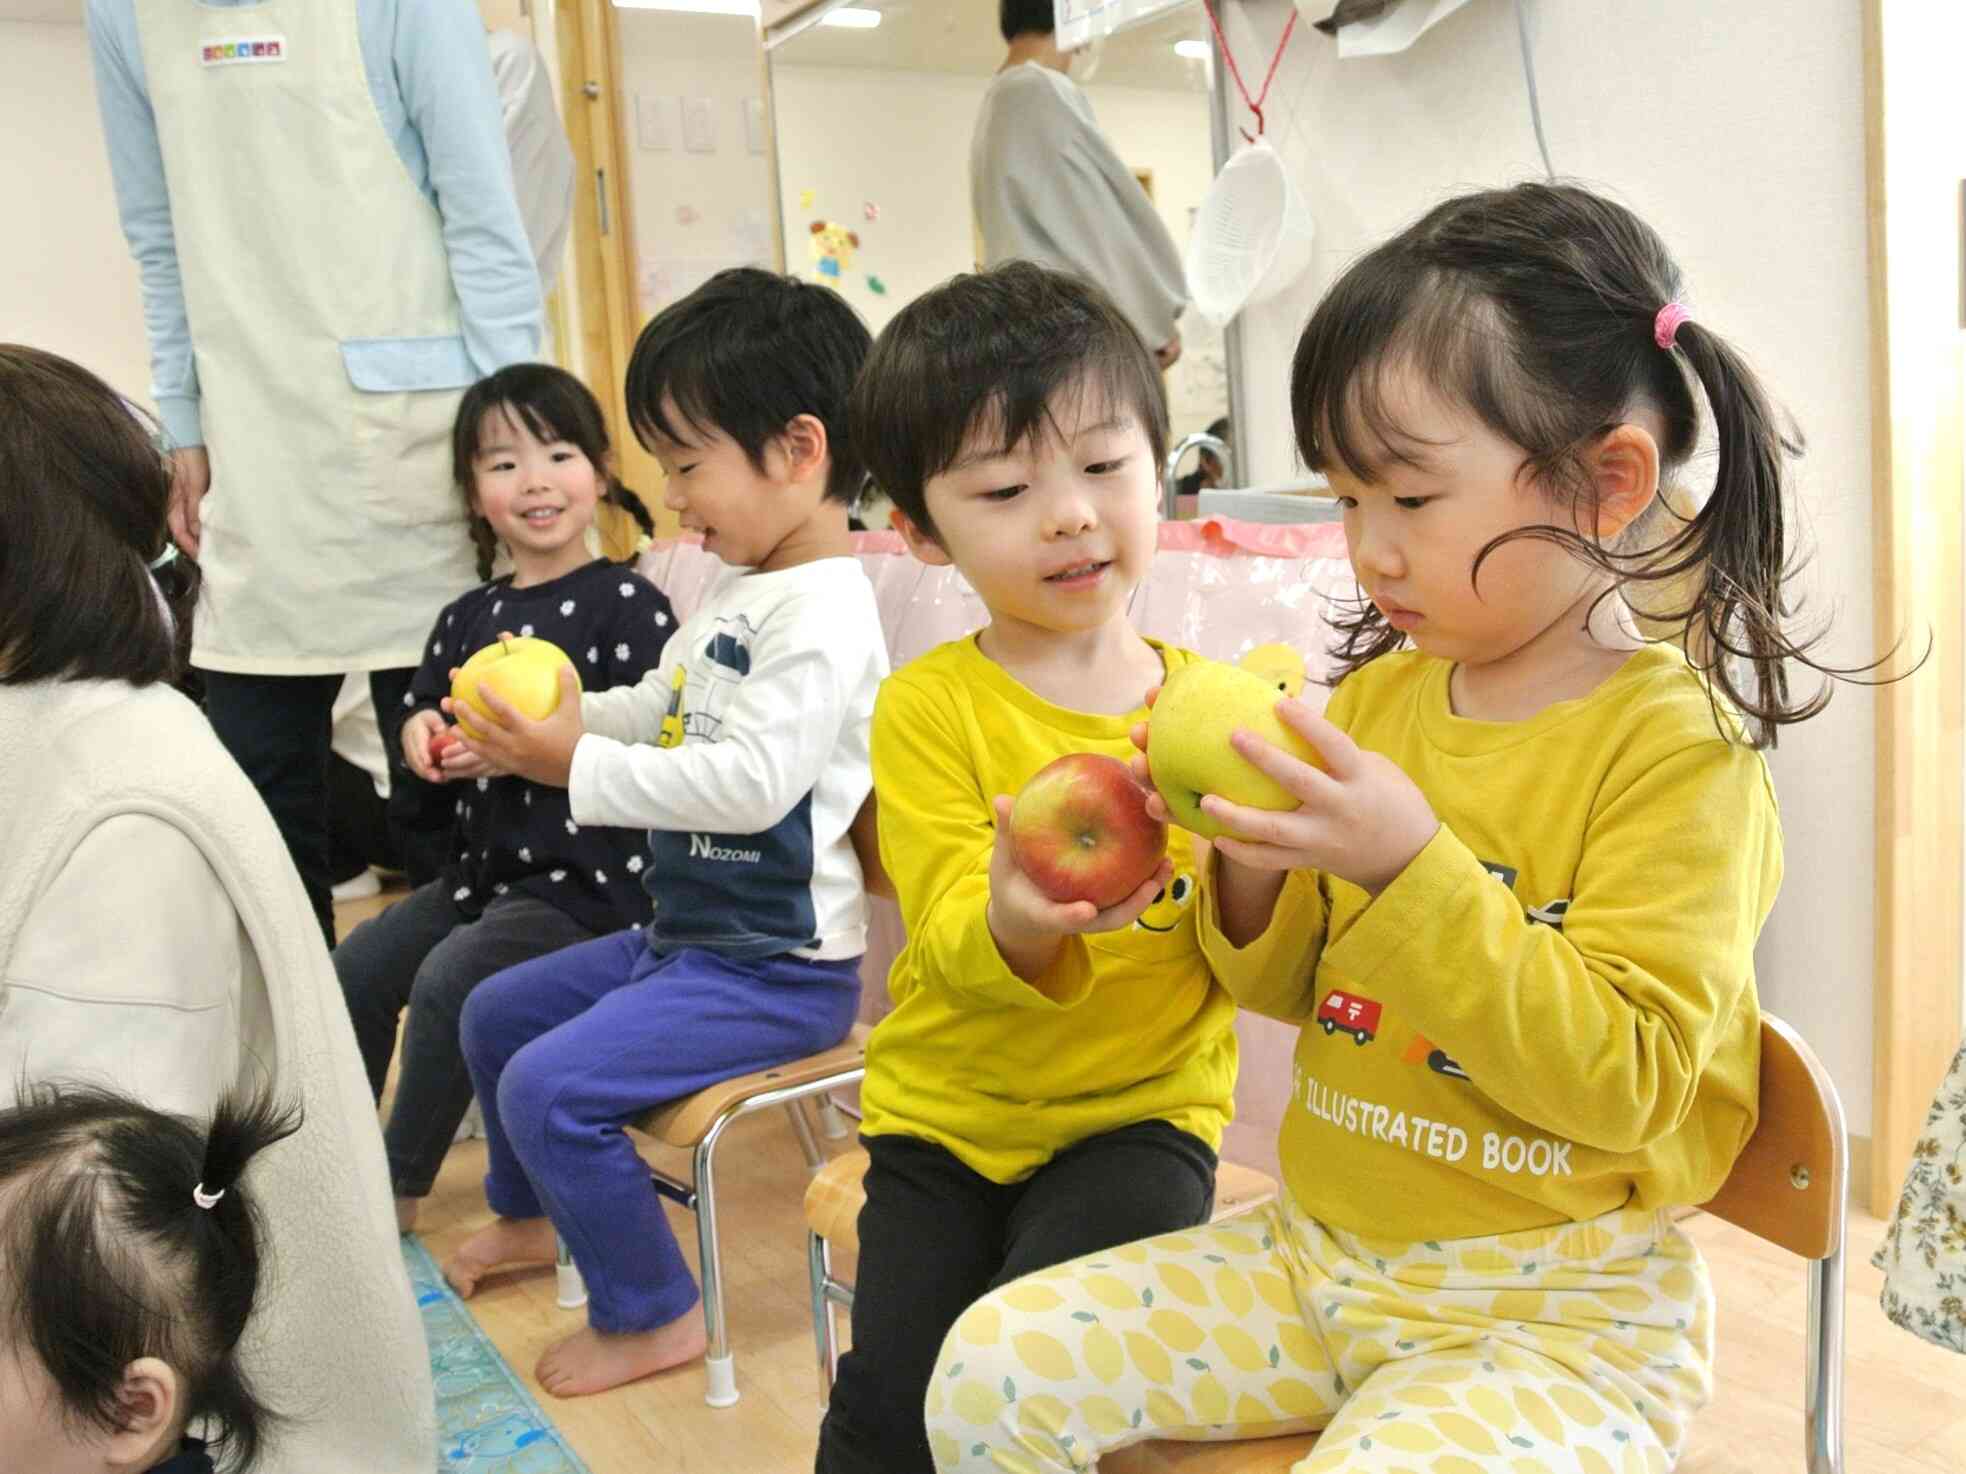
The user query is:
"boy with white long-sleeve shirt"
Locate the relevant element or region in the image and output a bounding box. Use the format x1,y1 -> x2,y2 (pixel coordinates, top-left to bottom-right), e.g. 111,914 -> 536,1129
439,269 -> 887,1399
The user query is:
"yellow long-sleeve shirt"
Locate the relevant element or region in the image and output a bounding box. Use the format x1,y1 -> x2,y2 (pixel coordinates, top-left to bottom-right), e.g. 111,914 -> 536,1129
859,636 -> 1239,1183
1201,643 -> 1779,1241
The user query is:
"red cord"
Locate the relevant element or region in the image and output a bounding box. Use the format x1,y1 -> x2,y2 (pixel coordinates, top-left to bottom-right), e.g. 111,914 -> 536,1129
1201,0 -> 1299,143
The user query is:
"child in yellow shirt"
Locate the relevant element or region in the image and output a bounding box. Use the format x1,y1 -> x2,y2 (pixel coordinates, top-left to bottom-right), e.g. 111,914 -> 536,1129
813,263 -> 1239,1474
924,184 -> 1853,1472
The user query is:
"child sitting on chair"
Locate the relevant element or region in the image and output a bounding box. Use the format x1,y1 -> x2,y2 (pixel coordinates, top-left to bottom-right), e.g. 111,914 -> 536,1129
923,182 -> 1861,1474
813,262 -> 1240,1474
440,267 -> 889,1400
0,1083 -> 300,1474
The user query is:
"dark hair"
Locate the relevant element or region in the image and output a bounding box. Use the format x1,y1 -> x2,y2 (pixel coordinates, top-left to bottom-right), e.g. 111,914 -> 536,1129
625,267 -> 872,509
851,261 -> 1169,540
0,345 -> 202,688
451,363 -> 656,580
1000,0 -> 1055,41
0,1083 -> 301,1472
1292,181 -> 1845,748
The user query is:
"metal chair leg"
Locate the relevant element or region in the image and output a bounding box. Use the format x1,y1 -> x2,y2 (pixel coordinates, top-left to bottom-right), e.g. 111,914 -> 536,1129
554,1234 -> 587,1310
816,1093 -> 854,1140
808,1229 -> 837,1407
1805,1243 -> 1845,1474
693,1113 -> 739,1407
786,1098 -> 825,1173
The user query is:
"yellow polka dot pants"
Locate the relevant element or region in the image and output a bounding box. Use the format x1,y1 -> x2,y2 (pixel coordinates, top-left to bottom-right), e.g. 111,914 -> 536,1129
924,1195 -> 1712,1473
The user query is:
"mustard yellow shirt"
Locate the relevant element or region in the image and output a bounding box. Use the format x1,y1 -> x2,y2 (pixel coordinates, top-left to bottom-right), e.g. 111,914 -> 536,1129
1200,644 -> 1779,1240
860,636 -> 1239,1183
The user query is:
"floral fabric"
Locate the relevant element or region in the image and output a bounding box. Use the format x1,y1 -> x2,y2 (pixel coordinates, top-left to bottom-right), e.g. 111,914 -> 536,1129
1876,1040 -> 1966,1354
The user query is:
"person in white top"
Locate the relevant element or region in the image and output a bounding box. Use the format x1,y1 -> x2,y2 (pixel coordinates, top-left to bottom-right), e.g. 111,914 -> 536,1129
488,27 -> 577,288
0,345 -> 433,1474
971,0 -> 1188,370
433,270 -> 889,1400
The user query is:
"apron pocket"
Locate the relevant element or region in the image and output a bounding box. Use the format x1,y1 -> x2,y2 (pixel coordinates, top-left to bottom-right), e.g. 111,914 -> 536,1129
340,336 -> 476,528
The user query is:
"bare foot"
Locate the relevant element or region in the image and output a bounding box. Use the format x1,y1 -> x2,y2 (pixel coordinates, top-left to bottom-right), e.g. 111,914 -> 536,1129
442,1216 -> 558,1299
395,1197 -> 421,1235
536,1316 -> 708,1398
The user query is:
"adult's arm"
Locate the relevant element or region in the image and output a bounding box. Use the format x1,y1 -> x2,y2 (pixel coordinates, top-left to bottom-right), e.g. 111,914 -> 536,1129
394,0 -> 546,371
85,0 -> 203,450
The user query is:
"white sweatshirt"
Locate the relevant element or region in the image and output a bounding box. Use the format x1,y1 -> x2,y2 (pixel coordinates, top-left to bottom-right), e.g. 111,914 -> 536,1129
570,556 -> 888,961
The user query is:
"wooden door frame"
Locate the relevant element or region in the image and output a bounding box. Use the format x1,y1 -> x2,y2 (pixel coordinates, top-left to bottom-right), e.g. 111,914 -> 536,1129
1864,0 -> 1965,1217
559,0 -> 672,545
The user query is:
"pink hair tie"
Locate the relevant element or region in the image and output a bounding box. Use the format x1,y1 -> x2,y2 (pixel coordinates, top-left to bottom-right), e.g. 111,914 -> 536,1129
1654,302 -> 1691,350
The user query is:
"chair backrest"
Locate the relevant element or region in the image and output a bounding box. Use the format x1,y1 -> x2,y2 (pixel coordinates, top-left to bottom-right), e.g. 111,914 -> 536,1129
1702,1014 -> 1847,1260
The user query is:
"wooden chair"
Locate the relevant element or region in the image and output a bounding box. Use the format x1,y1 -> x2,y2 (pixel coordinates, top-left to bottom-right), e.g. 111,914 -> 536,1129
888,1015 -> 1845,1474
803,1152 -> 1281,1405
555,1023 -> 871,1407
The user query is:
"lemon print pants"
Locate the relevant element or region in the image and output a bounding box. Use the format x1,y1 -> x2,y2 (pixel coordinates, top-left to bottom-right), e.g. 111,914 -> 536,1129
924,1193 -> 1712,1473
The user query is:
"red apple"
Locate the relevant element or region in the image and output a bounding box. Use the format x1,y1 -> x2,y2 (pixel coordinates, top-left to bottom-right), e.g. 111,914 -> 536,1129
1009,753 -> 1168,908
428,726 -> 462,766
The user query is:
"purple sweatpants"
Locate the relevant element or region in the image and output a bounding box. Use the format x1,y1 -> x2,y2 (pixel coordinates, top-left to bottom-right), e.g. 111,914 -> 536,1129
460,929 -> 861,1332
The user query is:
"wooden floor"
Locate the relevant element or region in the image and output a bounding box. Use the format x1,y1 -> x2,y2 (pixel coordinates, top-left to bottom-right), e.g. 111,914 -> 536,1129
337,889 -> 1966,1474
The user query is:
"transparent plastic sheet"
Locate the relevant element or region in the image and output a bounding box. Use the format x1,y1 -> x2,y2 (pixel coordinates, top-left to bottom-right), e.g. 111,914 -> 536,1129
636,520 -> 1359,1175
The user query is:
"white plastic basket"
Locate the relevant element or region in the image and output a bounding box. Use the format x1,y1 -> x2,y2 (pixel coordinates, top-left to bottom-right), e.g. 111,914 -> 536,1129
1184,137 -> 1315,327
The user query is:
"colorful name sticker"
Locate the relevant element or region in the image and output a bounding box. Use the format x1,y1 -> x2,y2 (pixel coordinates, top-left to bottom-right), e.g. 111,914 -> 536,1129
201,37 -> 287,66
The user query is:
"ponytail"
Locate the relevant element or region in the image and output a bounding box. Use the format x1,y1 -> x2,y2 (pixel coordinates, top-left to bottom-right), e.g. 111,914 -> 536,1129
0,1083 -> 301,1474
1638,319 -> 1830,743
606,477 -> 657,545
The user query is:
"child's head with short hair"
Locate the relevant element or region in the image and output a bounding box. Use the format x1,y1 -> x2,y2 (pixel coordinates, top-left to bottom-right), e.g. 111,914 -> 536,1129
0,1084 -> 300,1474
626,267 -> 871,571
0,345 -> 200,688
451,362 -> 655,582
1291,180 -> 1825,745
853,262 -> 1168,637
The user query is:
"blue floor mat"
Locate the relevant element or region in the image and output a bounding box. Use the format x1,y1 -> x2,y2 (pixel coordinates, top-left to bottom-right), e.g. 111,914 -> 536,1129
402,1235 -> 594,1474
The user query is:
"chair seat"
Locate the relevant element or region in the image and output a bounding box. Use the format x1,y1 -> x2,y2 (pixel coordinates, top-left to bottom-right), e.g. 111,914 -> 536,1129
626,1023 -> 871,1149
1103,1432 -> 1320,1473
804,1150 -> 1279,1260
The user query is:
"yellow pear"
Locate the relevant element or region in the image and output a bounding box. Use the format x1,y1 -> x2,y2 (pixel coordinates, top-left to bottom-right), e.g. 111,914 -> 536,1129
1148,659 -> 1321,839
451,636 -> 581,740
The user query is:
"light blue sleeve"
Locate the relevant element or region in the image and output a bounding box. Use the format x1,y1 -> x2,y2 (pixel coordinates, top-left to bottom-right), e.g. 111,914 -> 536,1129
85,0 -> 204,449
391,0 -> 545,373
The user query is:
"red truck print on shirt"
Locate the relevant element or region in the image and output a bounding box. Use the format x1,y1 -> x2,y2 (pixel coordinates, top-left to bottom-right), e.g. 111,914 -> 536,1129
1317,990 -> 1381,1046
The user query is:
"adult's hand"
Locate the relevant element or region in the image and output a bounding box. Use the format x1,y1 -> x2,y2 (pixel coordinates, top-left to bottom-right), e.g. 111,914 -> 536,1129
1154,334 -> 1183,371
168,446 -> 210,558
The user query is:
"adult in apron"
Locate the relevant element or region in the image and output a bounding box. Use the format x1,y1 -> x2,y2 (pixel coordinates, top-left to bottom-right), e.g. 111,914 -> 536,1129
90,0 -> 544,941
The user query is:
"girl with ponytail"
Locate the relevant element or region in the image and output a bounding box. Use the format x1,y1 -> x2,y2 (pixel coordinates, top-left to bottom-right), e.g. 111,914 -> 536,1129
926,183 -> 1877,1473
0,1084 -> 301,1473
336,361 -> 678,1235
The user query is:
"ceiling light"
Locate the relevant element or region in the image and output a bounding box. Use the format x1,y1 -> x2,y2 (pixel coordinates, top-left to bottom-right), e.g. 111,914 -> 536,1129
822,6 -> 883,27
1174,39 -> 1211,61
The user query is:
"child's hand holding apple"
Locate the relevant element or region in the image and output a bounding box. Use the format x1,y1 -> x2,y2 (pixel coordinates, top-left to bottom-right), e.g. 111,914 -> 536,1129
986,779 -> 1173,986
401,709 -> 448,784
1138,660 -> 1439,899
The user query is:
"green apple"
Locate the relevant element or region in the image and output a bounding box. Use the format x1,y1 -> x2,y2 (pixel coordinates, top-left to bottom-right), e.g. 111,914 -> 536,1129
451,636 -> 581,740
1147,659 -> 1322,839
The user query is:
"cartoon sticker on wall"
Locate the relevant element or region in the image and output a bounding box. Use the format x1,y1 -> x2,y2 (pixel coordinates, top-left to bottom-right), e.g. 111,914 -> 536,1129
808,219 -> 860,284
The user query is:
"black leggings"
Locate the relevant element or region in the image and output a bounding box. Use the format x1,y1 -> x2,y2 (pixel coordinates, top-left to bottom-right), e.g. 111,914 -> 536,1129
815,1121 -> 1217,1474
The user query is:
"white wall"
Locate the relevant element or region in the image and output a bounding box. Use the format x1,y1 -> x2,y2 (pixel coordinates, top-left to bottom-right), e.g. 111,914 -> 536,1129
1,21 -> 152,407
1221,0 -> 1876,1124
616,10 -> 776,321
768,63 -> 1227,439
